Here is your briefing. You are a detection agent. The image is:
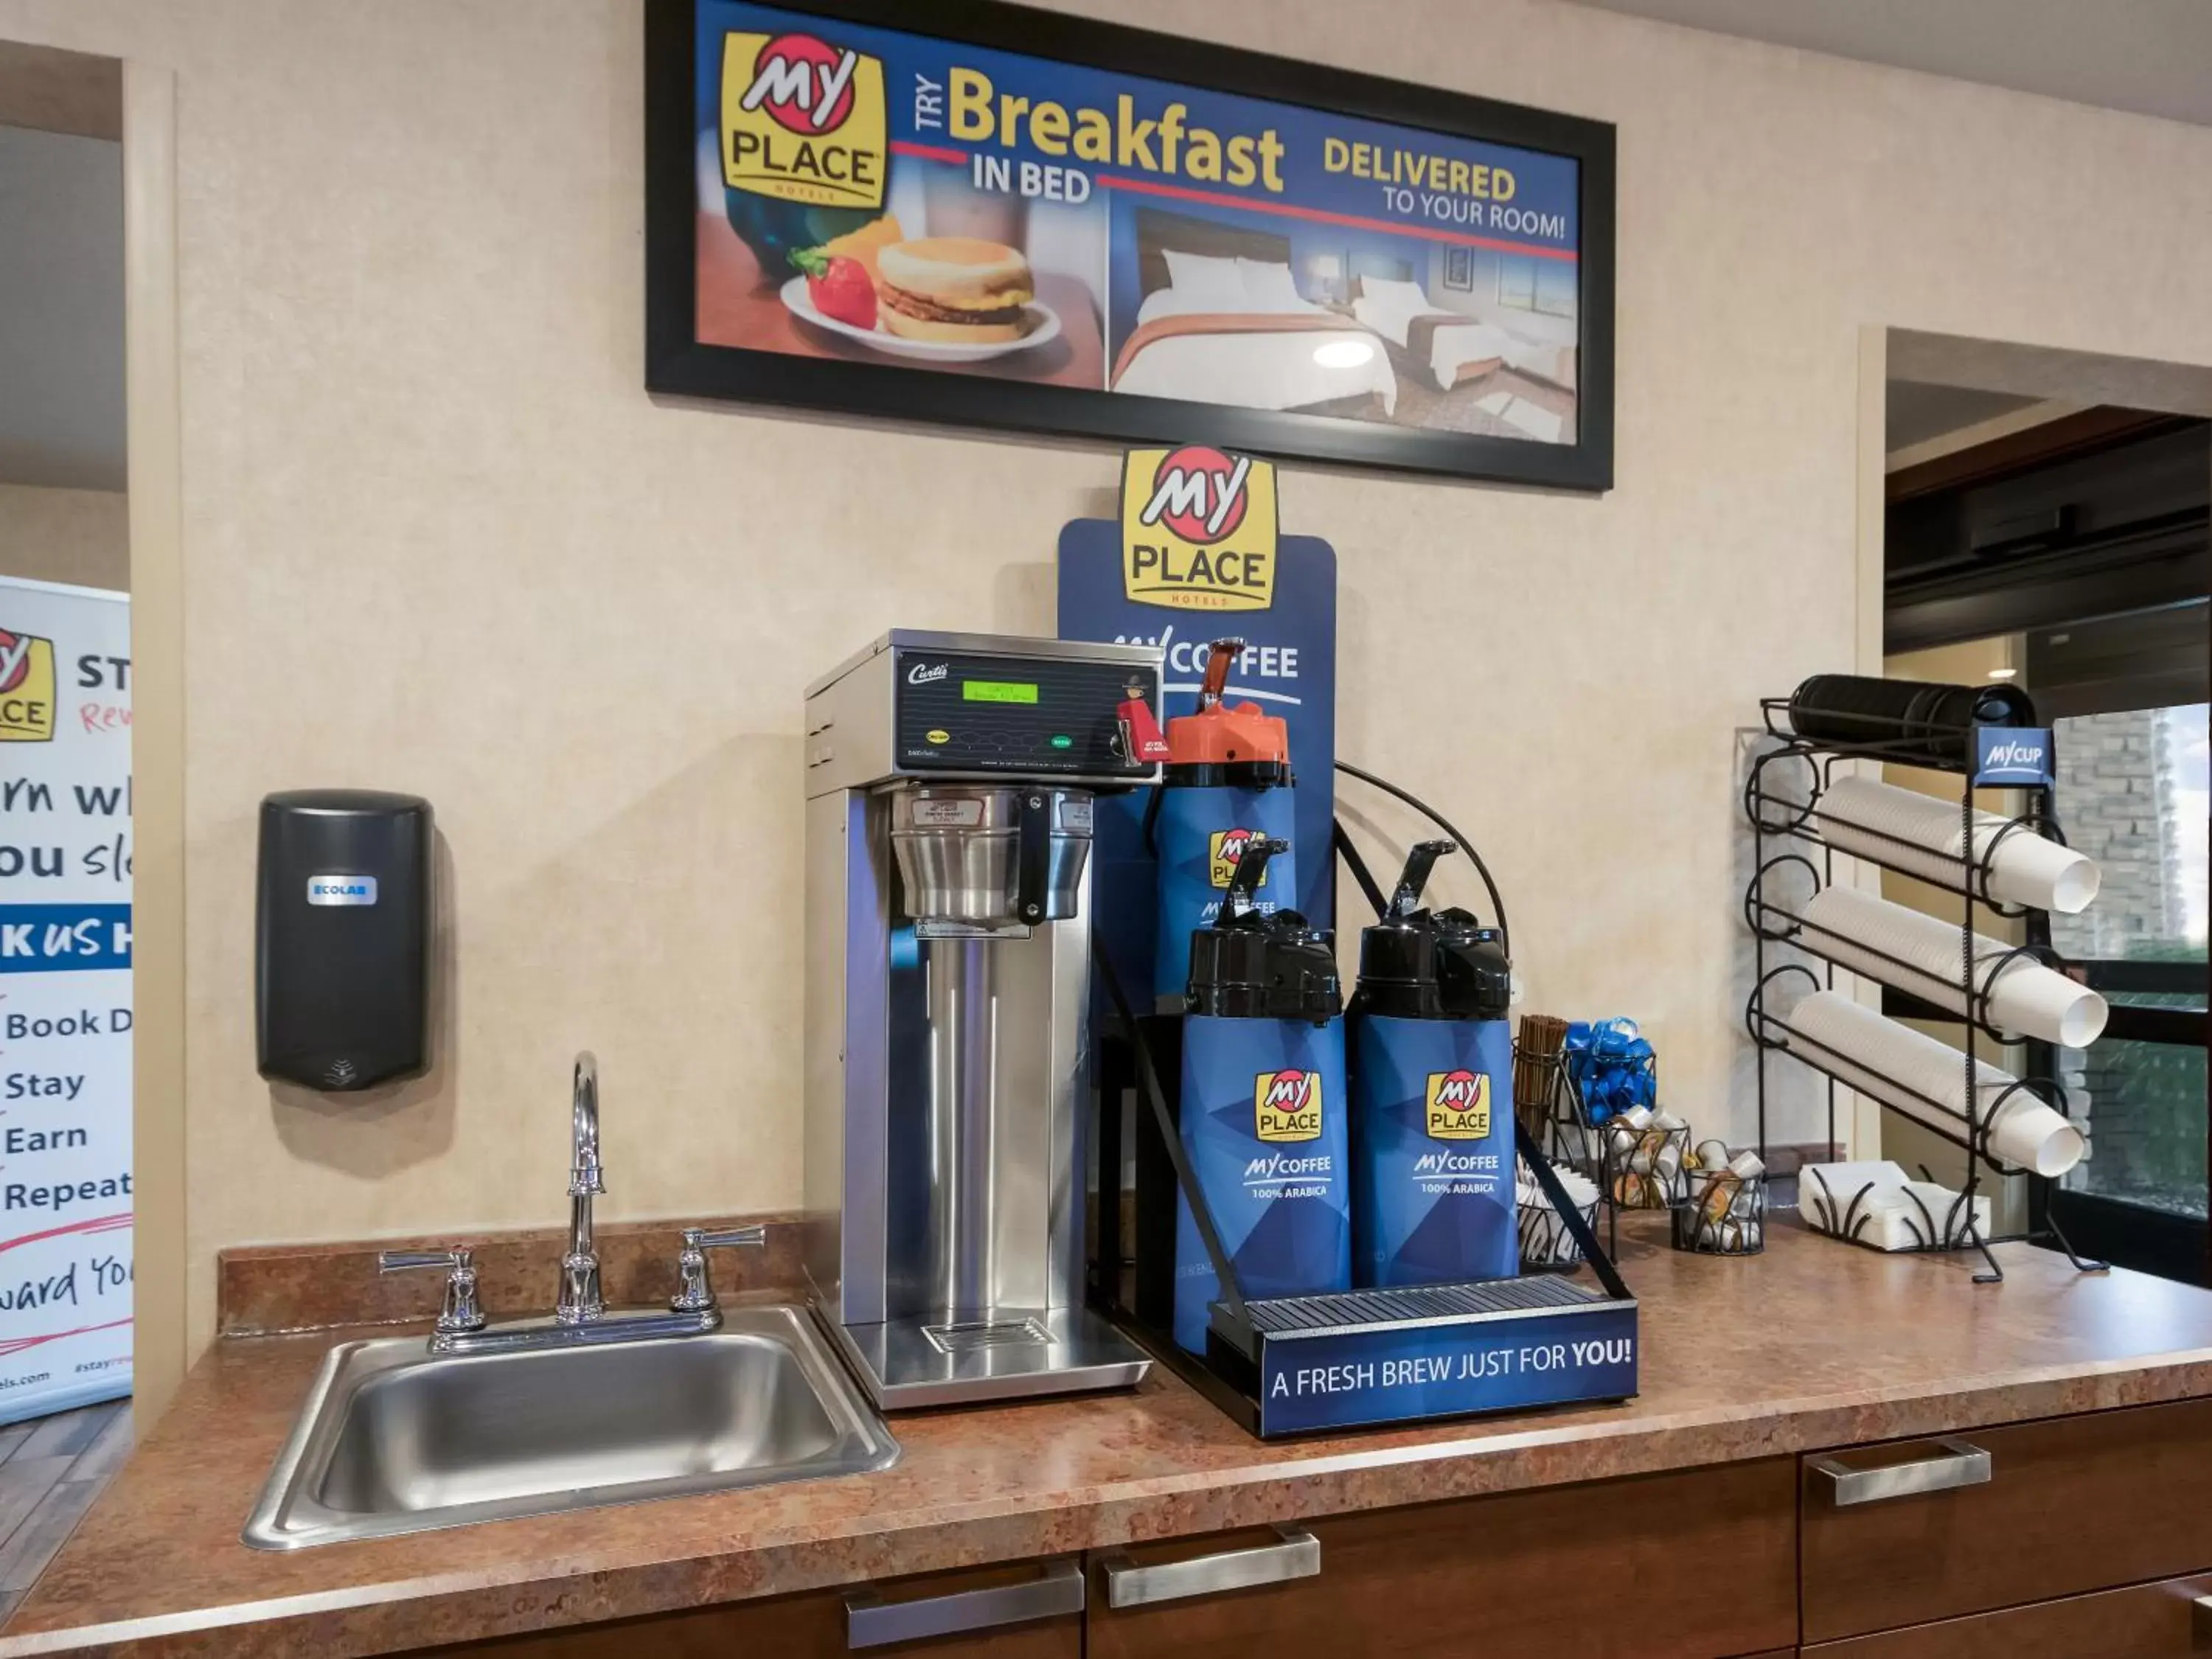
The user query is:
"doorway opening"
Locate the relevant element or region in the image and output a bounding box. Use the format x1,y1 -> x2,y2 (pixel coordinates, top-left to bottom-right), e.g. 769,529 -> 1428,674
1876,333 -> 2210,1284
0,34 -> 139,1611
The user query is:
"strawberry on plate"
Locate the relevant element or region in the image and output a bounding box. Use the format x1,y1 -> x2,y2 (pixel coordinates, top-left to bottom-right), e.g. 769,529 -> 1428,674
789,246 -> 877,330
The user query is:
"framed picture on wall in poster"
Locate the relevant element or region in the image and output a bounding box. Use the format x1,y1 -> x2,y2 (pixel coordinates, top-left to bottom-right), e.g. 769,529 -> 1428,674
644,0 -> 1616,489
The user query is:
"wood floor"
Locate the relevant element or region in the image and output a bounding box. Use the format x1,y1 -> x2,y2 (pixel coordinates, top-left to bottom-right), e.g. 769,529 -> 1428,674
0,1402 -> 131,1626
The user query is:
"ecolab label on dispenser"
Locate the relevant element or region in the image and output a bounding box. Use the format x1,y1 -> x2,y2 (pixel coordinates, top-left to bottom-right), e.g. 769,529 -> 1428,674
1254,1306 -> 1638,1434
306,874 -> 378,907
1121,447 -> 1278,612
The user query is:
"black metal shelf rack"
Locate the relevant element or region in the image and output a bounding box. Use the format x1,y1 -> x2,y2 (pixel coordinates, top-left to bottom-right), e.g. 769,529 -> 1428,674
1742,697 -> 2107,1283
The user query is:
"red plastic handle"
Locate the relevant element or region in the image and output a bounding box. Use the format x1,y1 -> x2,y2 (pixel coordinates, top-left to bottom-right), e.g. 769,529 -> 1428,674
1199,639 -> 1243,709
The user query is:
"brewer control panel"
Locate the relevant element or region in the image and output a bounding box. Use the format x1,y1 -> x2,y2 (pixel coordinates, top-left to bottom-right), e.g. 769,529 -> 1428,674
804,630 -> 1164,796
891,647 -> 1156,776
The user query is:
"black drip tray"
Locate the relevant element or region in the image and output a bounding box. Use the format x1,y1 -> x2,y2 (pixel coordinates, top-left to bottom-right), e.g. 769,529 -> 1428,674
1237,1276 -> 1611,1338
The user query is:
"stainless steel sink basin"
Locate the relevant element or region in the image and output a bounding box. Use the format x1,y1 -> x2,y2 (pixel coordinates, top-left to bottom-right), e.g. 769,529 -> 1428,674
244,1305 -> 898,1549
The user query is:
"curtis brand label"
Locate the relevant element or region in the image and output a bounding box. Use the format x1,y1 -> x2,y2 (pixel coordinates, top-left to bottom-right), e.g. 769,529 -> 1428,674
1425,1069 -> 1492,1141
721,30 -> 888,209
1121,446 -> 1277,612
1254,1068 -> 1321,1143
1208,827 -> 1270,890
0,627 -> 56,742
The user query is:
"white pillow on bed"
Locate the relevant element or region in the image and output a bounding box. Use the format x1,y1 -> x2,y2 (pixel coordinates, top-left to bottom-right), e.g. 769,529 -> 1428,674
1161,250 -> 1249,308
1358,275 -> 1427,310
1236,258 -> 1307,312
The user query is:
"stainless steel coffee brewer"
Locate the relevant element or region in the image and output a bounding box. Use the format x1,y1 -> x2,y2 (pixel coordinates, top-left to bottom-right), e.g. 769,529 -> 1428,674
803,630 -> 1162,1408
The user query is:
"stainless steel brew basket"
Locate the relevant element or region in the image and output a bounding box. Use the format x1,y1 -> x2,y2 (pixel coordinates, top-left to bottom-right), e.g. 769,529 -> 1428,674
887,785 -> 1093,925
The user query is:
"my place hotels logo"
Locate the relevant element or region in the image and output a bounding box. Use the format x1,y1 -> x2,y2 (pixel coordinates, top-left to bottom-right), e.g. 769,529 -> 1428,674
1208,827 -> 1270,890
1121,445 -> 1278,612
0,626 -> 56,742
721,30 -> 888,209
1425,1069 -> 1492,1141
1254,1068 -> 1322,1143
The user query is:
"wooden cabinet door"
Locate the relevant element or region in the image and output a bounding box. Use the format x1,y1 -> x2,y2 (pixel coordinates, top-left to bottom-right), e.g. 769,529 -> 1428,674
1800,1398 -> 2212,1643
1804,1572 -> 2212,1657
411,1559 -> 1083,1656
1086,1458 -> 1798,1659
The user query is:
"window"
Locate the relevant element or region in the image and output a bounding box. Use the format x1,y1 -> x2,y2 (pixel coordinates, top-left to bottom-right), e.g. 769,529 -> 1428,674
2048,704 -> 2208,966
1495,256 -> 1576,319
2047,701 -> 2210,1264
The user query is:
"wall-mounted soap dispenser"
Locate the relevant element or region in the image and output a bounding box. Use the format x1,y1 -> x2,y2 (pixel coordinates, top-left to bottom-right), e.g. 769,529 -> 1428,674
255,790 -> 433,1091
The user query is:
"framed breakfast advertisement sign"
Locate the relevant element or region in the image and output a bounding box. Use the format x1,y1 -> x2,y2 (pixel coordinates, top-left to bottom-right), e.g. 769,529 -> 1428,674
644,0 -> 1616,489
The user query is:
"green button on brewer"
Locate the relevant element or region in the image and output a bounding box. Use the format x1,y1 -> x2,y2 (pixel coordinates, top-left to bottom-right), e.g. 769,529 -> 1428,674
1050,735 -> 1074,749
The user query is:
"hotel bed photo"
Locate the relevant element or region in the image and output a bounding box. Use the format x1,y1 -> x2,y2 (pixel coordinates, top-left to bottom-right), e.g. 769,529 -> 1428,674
1105,204 -> 1580,444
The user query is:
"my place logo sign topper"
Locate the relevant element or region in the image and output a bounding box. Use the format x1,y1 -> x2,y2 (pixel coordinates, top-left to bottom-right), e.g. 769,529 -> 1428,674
722,29 -> 888,209
1121,445 -> 1279,612
0,627 -> 57,743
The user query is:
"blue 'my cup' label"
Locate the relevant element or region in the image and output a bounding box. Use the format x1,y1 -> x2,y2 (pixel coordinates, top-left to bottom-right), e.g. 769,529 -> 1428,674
1975,725 -> 2053,787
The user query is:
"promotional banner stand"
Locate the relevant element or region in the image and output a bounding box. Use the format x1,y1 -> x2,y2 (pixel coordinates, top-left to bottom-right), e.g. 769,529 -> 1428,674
0,577 -> 133,1425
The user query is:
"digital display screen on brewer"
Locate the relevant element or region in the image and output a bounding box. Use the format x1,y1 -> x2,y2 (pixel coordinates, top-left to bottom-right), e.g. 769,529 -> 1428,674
962,681 -> 1040,704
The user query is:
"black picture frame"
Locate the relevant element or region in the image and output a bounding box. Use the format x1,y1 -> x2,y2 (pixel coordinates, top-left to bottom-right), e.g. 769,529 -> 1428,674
645,0 -> 1617,490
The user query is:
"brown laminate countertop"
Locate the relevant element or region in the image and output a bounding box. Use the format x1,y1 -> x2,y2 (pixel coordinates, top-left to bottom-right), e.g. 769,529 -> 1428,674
9,1217 -> 2212,1656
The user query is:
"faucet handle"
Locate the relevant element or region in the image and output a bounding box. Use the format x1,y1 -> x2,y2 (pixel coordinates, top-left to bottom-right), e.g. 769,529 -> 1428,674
669,1225 -> 766,1315
378,1246 -> 488,1335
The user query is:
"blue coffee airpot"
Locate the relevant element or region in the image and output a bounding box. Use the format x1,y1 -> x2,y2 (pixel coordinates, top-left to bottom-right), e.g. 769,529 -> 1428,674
1172,837 -> 1349,1353
1150,638 -> 1296,1008
1349,840 -> 1518,1290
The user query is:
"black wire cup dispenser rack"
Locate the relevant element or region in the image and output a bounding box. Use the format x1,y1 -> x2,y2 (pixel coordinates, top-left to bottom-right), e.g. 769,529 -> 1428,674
1087,764 -> 1639,1440
1742,686 -> 2108,1283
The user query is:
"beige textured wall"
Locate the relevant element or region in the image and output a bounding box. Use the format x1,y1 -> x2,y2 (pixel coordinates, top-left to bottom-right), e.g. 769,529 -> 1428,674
1,1 -> 2208,1353
0,482 -> 128,591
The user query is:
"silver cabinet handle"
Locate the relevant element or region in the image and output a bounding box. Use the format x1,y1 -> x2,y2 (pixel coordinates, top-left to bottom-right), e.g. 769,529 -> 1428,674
1101,1526 -> 1321,1609
2193,1592 -> 2212,1647
845,1559 -> 1083,1649
1809,1437 -> 1992,1506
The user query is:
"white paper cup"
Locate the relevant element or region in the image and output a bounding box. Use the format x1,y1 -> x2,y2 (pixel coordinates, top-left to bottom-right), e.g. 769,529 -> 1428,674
1817,776 -> 2101,915
1986,964 -> 2109,1048
1788,991 -> 2086,1176
1795,885 -> 2109,1048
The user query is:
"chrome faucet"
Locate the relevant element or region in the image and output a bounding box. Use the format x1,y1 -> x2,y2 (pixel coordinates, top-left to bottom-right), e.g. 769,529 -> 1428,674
378,1052 -> 764,1355
558,1052 -> 605,1323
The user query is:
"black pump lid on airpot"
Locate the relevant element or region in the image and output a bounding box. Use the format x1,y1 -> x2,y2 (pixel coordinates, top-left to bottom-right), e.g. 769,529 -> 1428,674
1350,841 -> 1512,1021
1185,836 -> 1341,1024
